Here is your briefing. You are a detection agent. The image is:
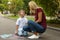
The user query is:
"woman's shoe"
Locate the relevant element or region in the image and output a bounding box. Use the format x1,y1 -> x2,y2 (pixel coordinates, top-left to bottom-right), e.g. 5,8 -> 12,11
28,34 -> 40,39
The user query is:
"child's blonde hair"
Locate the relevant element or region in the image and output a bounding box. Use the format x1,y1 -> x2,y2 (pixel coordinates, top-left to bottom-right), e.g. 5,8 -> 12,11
18,9 -> 25,14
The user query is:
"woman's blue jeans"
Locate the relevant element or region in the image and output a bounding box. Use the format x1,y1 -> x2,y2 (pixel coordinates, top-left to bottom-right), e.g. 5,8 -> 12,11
23,20 -> 45,33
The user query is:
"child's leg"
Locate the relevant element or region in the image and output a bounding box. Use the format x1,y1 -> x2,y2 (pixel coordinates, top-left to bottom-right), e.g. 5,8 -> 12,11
18,28 -> 23,36
23,31 -> 28,36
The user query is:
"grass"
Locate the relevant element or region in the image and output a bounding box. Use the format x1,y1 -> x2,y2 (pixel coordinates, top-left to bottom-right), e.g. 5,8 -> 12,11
7,15 -> 18,20
4,14 -> 34,21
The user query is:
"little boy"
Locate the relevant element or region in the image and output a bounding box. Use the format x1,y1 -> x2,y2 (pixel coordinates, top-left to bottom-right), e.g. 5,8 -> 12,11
15,10 -> 28,36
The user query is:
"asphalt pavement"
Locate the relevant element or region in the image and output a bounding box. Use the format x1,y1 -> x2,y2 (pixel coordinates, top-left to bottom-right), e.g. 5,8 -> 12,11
0,15 -> 60,40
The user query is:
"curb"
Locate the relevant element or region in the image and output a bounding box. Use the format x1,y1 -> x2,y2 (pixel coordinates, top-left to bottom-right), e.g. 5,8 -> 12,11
47,26 -> 60,31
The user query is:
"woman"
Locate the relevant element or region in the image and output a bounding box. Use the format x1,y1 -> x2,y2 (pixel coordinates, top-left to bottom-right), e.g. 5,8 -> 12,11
23,1 -> 47,39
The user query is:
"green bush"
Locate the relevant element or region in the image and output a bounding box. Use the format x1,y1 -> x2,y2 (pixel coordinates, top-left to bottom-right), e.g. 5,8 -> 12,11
47,20 -> 60,24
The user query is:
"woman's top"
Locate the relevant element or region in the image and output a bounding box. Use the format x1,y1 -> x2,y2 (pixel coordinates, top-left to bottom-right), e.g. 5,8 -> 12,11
35,8 -> 47,29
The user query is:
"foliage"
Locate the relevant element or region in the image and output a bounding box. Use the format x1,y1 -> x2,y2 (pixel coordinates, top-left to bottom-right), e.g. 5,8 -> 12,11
0,4 -> 5,11
23,0 -> 31,15
10,0 -> 31,16
10,0 -> 24,16
0,0 -> 59,17
0,0 -> 8,11
33,0 -> 59,17
47,19 -> 60,24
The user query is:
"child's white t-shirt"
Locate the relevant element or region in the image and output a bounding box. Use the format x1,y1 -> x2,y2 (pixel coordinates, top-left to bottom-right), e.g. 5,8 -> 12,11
16,17 -> 28,30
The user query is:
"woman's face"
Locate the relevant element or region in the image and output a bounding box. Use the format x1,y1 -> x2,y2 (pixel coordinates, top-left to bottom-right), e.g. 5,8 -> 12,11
29,5 -> 35,14
29,4 -> 34,10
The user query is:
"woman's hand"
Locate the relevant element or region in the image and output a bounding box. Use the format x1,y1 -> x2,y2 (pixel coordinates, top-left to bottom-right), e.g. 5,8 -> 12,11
15,30 -> 19,36
34,20 -> 38,23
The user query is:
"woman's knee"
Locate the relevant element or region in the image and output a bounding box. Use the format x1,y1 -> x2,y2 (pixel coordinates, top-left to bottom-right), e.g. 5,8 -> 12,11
28,20 -> 32,23
28,20 -> 35,24
23,26 -> 31,32
23,26 -> 28,31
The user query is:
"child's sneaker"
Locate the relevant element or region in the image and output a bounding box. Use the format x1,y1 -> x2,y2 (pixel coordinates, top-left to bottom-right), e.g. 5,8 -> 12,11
23,31 -> 28,37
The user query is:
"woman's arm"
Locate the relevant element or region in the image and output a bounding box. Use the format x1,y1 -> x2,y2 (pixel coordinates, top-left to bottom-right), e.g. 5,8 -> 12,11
36,12 -> 42,23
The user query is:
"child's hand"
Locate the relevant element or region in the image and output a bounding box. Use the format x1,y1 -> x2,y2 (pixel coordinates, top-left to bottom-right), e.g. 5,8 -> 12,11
15,31 -> 19,36
15,33 -> 19,36
15,31 -> 18,34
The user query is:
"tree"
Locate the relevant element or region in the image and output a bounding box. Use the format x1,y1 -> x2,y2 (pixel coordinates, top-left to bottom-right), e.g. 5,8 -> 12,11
0,0 -> 59,17
0,0 -> 8,12
23,0 -> 31,15
0,4 -> 5,14
0,0 -> 2,3
10,0 -> 24,16
11,0 -> 31,16
33,0 -> 59,17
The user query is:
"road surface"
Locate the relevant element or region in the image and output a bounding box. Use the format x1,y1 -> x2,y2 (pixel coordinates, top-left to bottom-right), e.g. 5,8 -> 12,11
0,15 -> 60,40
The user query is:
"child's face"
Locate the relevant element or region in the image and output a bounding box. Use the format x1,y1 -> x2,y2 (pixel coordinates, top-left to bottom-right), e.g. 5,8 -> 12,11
19,10 -> 25,17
